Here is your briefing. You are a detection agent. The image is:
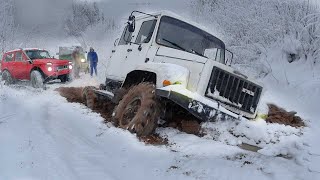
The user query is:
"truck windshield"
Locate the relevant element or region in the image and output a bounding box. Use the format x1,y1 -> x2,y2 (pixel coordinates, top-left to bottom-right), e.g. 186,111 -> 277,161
25,50 -> 51,60
156,16 -> 226,63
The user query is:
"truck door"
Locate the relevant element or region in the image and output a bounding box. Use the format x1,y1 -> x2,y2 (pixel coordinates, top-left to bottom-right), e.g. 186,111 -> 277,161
3,52 -> 15,76
13,51 -> 31,80
122,18 -> 158,77
105,25 -> 134,81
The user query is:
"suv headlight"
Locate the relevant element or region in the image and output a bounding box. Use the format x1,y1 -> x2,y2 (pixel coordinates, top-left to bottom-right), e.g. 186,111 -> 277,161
46,62 -> 53,71
69,64 -> 73,70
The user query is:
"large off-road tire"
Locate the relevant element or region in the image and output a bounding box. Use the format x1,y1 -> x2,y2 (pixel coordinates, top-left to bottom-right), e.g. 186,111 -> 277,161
113,83 -> 159,136
30,70 -> 44,88
82,86 -> 97,109
1,70 -> 14,85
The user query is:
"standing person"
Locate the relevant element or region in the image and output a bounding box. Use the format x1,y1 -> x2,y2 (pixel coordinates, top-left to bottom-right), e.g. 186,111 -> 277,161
72,47 -> 81,78
87,47 -> 98,77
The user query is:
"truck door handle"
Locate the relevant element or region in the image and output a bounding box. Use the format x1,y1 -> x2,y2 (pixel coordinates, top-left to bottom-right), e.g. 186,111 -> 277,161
127,49 -> 132,52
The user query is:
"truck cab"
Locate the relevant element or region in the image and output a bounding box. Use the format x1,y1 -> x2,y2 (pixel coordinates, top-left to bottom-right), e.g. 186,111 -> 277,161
92,11 -> 263,136
105,11 -> 263,119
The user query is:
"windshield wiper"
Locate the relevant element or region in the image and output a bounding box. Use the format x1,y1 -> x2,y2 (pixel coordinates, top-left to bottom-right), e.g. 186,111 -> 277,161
162,38 -> 189,53
162,38 -> 207,58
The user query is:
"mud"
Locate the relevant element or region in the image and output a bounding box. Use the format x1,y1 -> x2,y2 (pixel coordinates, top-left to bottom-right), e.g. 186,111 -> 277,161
139,134 -> 168,145
56,87 -> 304,147
266,104 -> 305,127
55,87 -> 84,103
56,87 -> 114,120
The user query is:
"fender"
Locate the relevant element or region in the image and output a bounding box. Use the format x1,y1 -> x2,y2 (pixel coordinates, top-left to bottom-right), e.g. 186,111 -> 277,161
133,62 -> 190,88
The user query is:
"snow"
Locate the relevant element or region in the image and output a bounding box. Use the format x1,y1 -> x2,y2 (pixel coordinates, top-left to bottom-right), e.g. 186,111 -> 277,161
0,0 -> 320,179
0,74 -> 319,179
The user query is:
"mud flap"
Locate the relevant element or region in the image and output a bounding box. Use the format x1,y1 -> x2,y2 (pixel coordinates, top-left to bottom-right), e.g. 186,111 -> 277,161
156,89 -> 238,122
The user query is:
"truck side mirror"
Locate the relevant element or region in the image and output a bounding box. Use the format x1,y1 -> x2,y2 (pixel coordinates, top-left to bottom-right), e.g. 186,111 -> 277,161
225,49 -> 233,66
127,15 -> 135,32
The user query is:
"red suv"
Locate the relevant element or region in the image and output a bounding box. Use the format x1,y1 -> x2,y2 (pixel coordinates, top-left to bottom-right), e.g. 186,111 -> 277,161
1,48 -> 72,88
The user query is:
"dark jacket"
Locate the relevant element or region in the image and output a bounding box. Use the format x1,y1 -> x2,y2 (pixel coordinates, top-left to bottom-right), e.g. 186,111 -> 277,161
87,51 -> 98,63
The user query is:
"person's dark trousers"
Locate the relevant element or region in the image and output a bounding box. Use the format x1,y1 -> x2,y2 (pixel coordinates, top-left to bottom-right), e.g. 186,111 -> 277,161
90,61 -> 98,76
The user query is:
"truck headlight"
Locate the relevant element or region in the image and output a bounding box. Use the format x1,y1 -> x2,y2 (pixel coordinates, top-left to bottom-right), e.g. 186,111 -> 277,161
81,58 -> 86,63
69,65 -> 73,70
47,67 -> 53,72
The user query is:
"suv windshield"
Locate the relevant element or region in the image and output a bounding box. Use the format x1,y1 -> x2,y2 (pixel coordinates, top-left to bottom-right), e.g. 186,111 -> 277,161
25,50 -> 51,60
157,16 -> 226,63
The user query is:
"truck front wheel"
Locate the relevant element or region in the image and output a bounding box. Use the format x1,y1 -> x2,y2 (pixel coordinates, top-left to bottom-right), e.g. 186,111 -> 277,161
30,70 -> 44,88
59,74 -> 70,83
113,83 -> 159,136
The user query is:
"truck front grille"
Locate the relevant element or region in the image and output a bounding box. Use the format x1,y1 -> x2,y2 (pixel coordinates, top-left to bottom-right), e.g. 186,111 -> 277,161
206,67 -> 262,115
57,65 -> 68,70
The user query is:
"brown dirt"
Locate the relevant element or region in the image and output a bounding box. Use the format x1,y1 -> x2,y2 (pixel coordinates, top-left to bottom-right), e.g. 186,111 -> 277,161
139,134 -> 168,145
180,120 -> 201,135
165,118 -> 201,135
56,87 -> 304,147
266,104 -> 305,127
56,87 -> 114,120
55,87 -> 84,103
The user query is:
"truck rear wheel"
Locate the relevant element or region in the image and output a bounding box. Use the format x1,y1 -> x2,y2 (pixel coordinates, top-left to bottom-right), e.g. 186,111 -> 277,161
113,83 -> 159,136
30,70 -> 44,88
2,70 -> 14,85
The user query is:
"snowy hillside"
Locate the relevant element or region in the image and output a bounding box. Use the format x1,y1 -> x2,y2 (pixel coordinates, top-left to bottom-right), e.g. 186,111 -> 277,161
1,0 -> 320,180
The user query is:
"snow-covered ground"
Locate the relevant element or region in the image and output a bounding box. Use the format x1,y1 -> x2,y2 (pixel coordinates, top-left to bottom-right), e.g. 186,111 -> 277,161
1,0 -> 319,179
0,72 -> 319,180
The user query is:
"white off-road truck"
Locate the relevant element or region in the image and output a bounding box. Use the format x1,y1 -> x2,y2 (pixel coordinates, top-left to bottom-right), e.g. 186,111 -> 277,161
86,11 -> 263,136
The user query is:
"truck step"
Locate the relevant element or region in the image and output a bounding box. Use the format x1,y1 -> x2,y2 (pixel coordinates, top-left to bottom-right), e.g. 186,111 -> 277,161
94,89 -> 114,100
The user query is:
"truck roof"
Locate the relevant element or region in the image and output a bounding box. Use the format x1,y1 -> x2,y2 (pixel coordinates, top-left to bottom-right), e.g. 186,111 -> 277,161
135,11 -> 220,40
5,48 -> 46,53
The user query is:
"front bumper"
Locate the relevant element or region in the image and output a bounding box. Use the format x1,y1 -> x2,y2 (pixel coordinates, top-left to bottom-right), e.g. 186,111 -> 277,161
44,69 -> 70,82
156,87 -> 242,122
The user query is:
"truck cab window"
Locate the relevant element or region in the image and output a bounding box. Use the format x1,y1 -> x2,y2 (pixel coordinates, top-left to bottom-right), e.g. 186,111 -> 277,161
135,20 -> 157,44
15,52 -> 23,61
5,53 -> 14,62
118,25 -> 133,45
157,16 -> 226,63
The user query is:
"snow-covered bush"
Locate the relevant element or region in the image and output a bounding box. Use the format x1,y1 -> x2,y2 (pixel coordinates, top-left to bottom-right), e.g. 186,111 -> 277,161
64,1 -> 112,37
189,0 -> 320,70
0,0 -> 16,52
301,11 -> 320,64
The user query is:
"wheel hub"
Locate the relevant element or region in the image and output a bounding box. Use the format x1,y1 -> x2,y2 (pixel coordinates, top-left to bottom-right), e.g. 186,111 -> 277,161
122,97 -> 141,126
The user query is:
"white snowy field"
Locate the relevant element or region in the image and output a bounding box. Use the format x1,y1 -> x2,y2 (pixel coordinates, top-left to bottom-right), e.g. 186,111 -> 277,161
0,73 -> 319,180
